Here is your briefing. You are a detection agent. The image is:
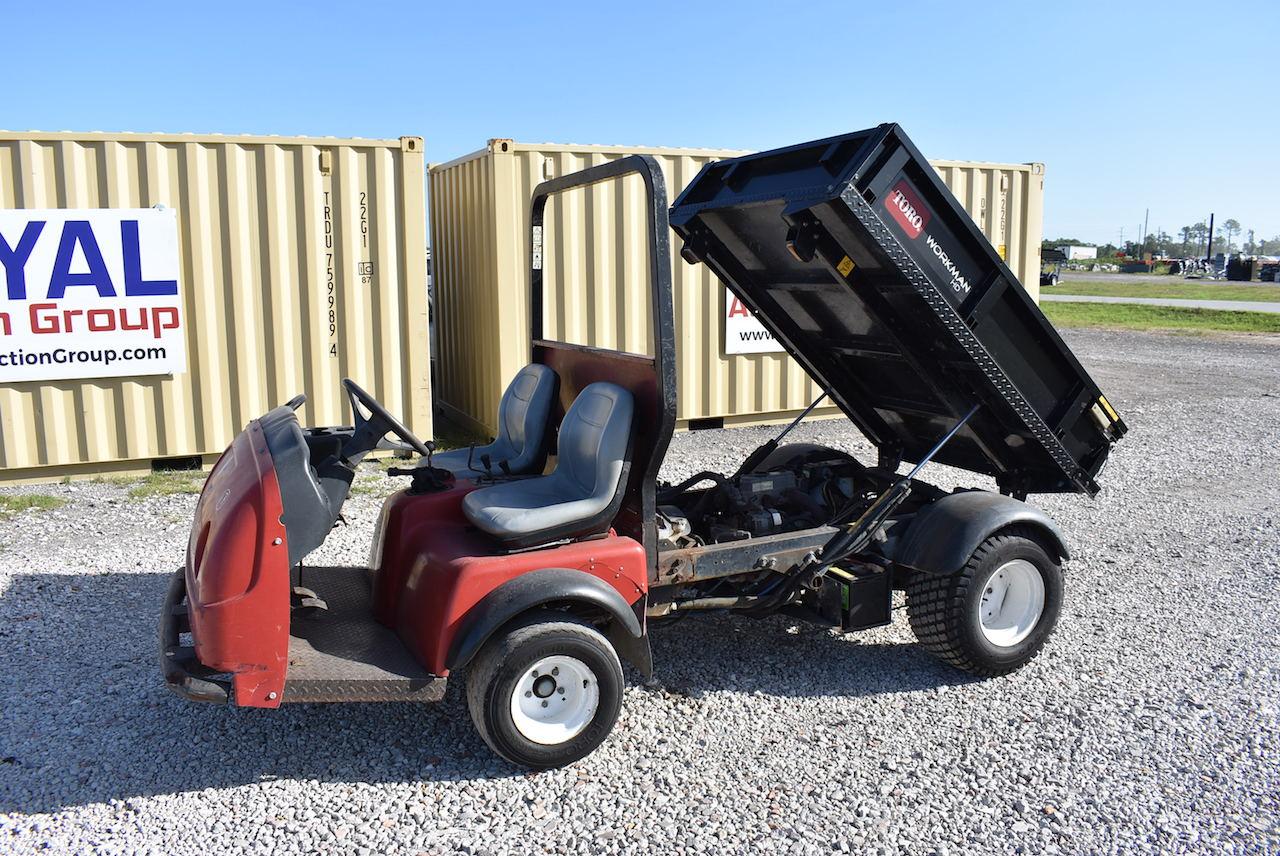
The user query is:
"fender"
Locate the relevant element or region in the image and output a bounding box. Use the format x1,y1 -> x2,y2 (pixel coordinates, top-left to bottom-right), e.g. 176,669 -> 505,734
889,490 -> 1069,576
445,567 -> 646,673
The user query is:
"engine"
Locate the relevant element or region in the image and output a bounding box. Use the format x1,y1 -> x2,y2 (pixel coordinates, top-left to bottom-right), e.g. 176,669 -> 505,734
657,449 -> 877,546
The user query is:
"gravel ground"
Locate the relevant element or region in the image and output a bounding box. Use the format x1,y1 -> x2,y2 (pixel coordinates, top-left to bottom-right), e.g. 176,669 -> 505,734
1,328 -> 1278,855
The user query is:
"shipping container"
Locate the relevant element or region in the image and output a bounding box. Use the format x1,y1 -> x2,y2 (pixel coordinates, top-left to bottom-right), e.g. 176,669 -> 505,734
429,139 -> 1044,435
0,130 -> 430,482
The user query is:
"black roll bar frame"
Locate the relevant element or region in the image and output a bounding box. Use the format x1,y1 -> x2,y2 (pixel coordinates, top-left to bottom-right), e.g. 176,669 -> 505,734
528,155 -> 677,572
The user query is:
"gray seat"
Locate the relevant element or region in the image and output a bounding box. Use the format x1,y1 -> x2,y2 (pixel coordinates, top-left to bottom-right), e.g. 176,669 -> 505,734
462,382 -> 634,546
431,364 -> 557,478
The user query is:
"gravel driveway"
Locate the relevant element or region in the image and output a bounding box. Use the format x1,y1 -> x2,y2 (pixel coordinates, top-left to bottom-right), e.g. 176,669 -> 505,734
1,329 -> 1277,855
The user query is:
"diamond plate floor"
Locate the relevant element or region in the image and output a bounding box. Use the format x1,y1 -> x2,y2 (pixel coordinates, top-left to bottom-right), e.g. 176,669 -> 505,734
282,566 -> 446,703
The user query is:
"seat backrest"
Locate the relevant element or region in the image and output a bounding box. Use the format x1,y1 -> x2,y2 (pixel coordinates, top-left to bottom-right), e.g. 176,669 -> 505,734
555,382 -> 634,500
495,363 -> 557,471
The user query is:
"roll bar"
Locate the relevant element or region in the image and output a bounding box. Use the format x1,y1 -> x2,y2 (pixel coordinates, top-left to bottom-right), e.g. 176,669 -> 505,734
529,155 -> 675,373
527,154 -> 677,568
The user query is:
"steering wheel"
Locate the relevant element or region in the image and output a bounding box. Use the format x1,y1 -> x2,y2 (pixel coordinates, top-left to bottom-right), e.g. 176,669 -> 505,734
341,378 -> 433,459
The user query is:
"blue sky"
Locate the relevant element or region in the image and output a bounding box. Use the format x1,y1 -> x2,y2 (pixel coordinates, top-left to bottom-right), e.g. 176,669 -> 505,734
4,1 -> 1277,245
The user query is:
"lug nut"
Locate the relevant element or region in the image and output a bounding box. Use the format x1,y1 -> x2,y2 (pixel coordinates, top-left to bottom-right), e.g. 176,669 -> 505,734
541,700 -> 548,708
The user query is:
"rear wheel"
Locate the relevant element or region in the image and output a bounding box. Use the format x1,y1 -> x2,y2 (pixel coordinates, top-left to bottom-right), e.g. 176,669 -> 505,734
466,612 -> 623,768
906,527 -> 1063,676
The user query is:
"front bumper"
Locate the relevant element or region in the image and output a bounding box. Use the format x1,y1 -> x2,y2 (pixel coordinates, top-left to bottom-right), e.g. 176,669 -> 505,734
159,569 -> 230,704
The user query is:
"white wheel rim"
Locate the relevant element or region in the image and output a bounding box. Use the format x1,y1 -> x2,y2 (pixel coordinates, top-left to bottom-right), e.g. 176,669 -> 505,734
510,655 -> 600,745
978,559 -> 1046,647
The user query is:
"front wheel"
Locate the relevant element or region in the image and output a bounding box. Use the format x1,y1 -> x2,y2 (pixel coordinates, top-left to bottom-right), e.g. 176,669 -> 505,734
906,527 -> 1063,676
466,611 -> 623,769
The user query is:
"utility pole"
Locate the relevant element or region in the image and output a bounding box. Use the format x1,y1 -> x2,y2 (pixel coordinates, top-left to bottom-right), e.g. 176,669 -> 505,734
1205,213 -> 1215,263
1143,208 -> 1149,250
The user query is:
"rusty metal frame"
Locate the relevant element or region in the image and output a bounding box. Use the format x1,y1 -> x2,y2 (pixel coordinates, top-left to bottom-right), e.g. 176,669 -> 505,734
653,526 -> 838,587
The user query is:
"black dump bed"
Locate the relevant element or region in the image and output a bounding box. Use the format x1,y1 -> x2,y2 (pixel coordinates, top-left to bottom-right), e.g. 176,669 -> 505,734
669,124 -> 1126,496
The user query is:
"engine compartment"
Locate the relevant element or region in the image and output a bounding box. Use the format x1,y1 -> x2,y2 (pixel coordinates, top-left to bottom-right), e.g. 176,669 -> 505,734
656,445 -> 926,548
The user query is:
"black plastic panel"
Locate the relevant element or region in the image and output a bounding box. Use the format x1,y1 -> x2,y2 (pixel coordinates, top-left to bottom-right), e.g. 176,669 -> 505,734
669,124 -> 1126,496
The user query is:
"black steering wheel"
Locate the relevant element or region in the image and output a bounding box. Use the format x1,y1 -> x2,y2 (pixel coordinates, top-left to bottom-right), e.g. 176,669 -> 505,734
341,378 -> 433,459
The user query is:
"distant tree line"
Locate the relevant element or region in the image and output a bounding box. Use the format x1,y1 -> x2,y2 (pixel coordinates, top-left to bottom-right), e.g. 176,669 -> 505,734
1044,221 -> 1278,259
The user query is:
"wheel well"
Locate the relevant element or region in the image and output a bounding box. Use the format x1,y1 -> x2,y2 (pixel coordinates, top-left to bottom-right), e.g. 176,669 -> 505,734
483,598 -> 652,681
895,522 -> 1065,591
444,568 -> 649,677
889,490 -> 1070,578
478,600 -> 615,644
994,522 -> 1065,565
533,599 -> 616,626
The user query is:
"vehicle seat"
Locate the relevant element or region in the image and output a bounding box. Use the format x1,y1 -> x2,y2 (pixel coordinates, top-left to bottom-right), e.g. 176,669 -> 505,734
462,382 -> 634,547
431,364 -> 558,478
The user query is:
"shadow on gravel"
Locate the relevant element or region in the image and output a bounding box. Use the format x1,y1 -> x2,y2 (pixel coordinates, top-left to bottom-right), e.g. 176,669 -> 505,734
645,611 -> 978,700
0,571 -> 971,813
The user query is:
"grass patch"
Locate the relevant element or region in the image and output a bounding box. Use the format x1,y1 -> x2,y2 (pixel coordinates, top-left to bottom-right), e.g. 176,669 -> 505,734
1055,278 -> 1280,302
0,494 -> 68,519
126,471 -> 205,500
430,423 -> 490,454
1043,301 -> 1280,333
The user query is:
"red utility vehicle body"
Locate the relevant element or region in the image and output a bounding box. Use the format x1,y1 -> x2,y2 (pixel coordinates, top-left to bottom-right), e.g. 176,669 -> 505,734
166,158 -> 676,718
372,483 -> 648,676
183,429 -> 649,703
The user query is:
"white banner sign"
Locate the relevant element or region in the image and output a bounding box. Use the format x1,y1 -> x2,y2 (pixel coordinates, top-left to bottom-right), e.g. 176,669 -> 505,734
724,288 -> 785,355
0,208 -> 185,382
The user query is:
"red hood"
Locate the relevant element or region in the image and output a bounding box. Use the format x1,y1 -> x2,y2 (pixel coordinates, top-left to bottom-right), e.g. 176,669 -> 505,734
185,420 -> 291,707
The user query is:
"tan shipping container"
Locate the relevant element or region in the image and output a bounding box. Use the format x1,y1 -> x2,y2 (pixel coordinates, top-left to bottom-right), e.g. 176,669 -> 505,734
430,140 -> 1044,435
0,130 -> 430,482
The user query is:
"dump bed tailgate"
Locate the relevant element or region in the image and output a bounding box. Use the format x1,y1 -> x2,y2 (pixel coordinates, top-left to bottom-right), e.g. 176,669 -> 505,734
669,124 -> 1126,496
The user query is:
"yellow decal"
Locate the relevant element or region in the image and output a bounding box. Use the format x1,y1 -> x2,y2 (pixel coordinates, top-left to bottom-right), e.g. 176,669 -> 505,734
997,243 -> 1007,260
837,256 -> 855,277
1098,395 -> 1119,421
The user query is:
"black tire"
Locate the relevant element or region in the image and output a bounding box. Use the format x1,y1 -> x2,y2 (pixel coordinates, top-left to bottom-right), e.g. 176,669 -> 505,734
465,611 -> 623,769
905,526 -> 1063,677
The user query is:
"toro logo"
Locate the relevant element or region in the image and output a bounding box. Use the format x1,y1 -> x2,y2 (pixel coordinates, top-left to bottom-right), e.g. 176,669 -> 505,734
884,180 -> 930,239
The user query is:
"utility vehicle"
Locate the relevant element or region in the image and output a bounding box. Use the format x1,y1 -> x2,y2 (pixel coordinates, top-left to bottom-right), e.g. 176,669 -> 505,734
162,125 -> 1126,768
1040,247 -> 1067,288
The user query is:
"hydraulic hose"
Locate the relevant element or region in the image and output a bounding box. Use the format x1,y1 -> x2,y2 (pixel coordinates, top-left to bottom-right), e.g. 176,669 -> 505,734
656,471 -> 733,501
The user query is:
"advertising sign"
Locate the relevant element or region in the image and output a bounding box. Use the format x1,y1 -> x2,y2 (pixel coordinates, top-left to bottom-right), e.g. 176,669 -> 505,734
724,288 -> 785,355
0,208 -> 185,382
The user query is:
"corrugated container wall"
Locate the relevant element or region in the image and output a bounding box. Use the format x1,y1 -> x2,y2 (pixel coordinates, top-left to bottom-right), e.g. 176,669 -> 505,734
430,140 -> 1045,435
0,131 -> 430,481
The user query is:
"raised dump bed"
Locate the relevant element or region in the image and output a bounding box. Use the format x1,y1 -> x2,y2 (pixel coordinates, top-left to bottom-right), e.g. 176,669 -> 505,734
669,123 -> 1126,496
